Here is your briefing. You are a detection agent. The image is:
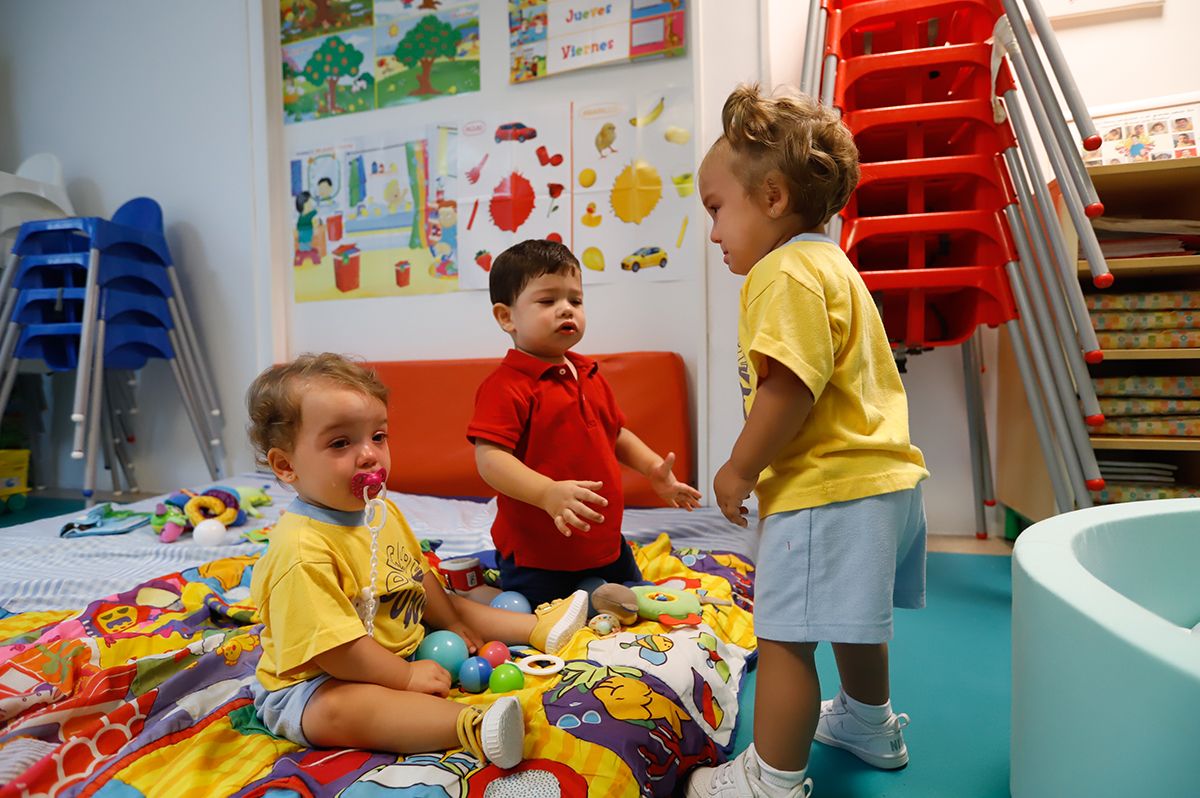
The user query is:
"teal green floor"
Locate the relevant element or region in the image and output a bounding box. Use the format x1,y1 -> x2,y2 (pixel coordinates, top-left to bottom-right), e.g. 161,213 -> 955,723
0,496 -> 84,528
733,551 -> 1012,798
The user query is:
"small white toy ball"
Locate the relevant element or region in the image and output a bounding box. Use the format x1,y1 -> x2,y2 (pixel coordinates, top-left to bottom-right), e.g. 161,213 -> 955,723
193,518 -> 228,546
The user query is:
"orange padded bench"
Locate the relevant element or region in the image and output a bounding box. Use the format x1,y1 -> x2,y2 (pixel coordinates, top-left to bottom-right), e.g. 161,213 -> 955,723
367,351 -> 693,507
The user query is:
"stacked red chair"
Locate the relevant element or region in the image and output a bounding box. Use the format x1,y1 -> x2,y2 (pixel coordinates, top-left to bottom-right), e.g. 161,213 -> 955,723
803,0 -> 1114,521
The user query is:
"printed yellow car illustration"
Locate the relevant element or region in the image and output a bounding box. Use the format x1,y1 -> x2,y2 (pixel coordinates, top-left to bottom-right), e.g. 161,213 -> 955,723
621,246 -> 668,272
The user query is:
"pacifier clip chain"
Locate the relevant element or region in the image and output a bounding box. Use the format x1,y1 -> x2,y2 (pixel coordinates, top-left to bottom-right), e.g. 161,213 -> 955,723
351,469 -> 388,637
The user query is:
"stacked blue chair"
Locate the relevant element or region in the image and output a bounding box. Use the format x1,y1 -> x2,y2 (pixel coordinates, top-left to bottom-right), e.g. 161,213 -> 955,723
0,197 -> 223,501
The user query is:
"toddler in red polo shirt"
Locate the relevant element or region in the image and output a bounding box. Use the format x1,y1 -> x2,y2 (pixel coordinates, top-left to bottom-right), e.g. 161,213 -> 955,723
468,239 -> 702,607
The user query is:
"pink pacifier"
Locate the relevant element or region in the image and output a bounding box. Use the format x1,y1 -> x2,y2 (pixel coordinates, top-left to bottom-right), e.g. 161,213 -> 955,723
352,468 -> 388,534
351,468 -> 388,500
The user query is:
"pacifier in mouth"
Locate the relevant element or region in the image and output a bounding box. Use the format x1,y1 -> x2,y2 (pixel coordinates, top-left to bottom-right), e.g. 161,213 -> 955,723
351,468 -> 388,501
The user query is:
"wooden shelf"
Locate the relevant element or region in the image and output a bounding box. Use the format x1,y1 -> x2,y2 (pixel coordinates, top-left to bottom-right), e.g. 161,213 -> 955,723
1000,158 -> 1200,522
1100,348 -> 1200,360
1079,254 -> 1200,277
1089,436 -> 1200,452
1086,157 -> 1200,183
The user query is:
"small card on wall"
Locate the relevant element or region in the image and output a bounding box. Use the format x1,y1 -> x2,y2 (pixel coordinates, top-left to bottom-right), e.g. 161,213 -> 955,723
509,0 -> 686,84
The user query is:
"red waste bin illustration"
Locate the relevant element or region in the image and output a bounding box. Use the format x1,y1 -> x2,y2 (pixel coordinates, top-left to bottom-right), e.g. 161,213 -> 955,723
395,259 -> 411,287
333,244 -> 361,292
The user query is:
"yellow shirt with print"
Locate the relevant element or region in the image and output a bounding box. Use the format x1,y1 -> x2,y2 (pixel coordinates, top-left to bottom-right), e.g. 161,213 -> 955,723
251,499 -> 428,691
738,237 -> 928,517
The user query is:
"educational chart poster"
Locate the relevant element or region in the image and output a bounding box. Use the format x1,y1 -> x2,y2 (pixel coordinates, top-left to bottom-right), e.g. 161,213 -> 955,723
289,125 -> 461,301
281,0 -> 481,124
456,108 -> 573,290
375,0 -> 481,110
1080,103 -> 1199,166
572,87 -> 696,284
509,0 -> 686,84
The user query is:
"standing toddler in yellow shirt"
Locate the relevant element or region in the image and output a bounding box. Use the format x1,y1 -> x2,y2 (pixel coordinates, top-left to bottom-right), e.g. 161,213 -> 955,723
687,86 -> 930,798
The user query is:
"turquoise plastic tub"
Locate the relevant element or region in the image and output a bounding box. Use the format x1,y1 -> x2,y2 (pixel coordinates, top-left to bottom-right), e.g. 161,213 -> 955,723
1012,499 -> 1200,797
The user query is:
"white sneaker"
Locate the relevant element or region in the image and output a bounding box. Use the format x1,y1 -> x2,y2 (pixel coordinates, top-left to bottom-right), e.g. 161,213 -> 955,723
814,692 -> 909,769
480,696 -> 525,769
686,745 -> 813,798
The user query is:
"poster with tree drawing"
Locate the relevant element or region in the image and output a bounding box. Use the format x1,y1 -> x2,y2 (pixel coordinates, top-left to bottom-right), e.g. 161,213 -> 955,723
280,0 -> 374,45
283,29 -> 376,123
375,0 -> 481,109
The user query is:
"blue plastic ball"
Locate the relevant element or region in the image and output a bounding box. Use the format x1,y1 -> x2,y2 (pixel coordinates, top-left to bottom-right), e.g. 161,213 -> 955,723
458,656 -> 494,693
415,630 -> 469,683
489,590 -> 532,614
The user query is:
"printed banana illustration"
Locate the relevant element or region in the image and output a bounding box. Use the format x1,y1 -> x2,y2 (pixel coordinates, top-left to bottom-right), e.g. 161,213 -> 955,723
630,96 -> 665,127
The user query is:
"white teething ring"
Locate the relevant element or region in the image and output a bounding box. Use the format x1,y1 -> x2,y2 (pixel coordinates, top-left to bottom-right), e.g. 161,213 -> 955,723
516,653 -> 565,676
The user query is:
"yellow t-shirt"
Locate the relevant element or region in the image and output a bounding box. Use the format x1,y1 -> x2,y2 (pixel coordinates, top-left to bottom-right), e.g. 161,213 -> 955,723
737,235 -> 929,517
251,498 -> 429,691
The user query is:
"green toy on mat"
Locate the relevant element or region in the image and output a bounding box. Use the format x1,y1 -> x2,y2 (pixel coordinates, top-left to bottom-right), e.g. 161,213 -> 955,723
591,583 -> 732,628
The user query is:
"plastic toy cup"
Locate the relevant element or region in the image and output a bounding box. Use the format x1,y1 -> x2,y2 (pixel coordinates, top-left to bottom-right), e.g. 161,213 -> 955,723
488,662 -> 525,693
458,656 -> 493,693
395,259 -> 411,287
478,640 -> 511,668
438,556 -> 484,594
415,630 -> 469,683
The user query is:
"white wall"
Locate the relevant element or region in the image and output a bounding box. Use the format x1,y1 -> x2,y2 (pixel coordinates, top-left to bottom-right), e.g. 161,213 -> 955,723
0,0 -> 277,491
1044,2 -> 1198,109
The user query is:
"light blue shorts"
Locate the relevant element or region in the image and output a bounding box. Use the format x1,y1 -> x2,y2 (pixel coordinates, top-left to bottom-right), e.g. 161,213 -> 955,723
753,484 -> 927,644
251,674 -> 332,747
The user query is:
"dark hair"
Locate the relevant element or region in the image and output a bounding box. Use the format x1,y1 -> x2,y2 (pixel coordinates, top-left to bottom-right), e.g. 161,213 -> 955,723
718,83 -> 860,229
318,177 -> 332,187
246,352 -> 389,468
489,239 -> 580,306
294,191 -> 311,213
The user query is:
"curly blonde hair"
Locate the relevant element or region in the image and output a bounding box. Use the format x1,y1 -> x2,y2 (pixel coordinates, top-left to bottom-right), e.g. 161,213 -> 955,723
719,84 -> 860,230
246,352 -> 389,468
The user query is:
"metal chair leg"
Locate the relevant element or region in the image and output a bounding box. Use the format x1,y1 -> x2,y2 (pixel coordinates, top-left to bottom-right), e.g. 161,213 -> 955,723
1017,0 -> 1100,149
1005,204 -> 1098,505
1002,307 -> 1073,513
1002,145 -> 1104,425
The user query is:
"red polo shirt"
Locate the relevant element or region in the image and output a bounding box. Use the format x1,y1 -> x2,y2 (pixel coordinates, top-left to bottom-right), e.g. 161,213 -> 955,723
467,349 -> 626,571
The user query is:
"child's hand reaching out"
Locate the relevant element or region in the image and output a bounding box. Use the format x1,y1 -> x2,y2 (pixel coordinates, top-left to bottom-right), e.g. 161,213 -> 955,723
444,621 -> 482,654
404,660 -> 452,697
648,452 -> 702,510
540,480 -> 607,536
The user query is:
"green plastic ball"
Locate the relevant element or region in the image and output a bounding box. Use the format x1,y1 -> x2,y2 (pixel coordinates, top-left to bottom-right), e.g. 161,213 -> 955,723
488,662 -> 525,693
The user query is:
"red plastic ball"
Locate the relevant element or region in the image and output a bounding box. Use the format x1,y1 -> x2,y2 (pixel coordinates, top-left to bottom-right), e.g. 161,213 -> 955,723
479,640 -> 510,668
